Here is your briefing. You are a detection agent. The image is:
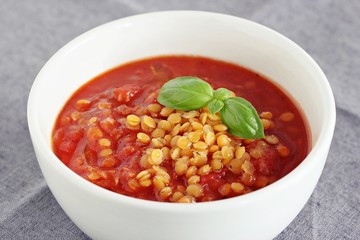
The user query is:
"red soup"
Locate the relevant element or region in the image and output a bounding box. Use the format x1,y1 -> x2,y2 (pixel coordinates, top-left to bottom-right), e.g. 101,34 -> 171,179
52,56 -> 310,203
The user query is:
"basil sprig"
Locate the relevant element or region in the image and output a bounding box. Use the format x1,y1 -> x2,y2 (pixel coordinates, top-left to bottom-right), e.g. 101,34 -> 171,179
157,76 -> 264,139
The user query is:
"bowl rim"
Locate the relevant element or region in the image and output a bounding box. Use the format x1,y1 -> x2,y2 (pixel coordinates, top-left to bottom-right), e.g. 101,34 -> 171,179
27,10 -> 336,212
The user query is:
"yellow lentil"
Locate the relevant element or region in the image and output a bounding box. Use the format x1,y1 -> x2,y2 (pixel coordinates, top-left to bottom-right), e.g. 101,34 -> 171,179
265,135 -> 279,145
213,124 -> 228,132
151,128 -> 166,138
277,143 -> 290,157
260,111 -> 273,119
159,107 -> 174,117
221,146 -> 234,162
177,195 -> 194,203
186,184 -> 203,198
187,175 -> 201,185
153,175 -> 166,190
136,170 -> 151,180
228,158 -> 244,174
151,138 -> 166,148
185,166 -> 198,178
177,136 -> 192,150
199,113 -> 208,125
149,149 -> 164,165
168,113 -> 182,124
99,148 -> 113,157
98,138 -> 111,147
180,149 -> 193,157
142,115 -> 156,128
193,141 -> 208,150
157,120 -> 172,131
210,159 -> 223,171
170,123 -> 181,136
261,119 -> 274,130
242,160 -> 255,174
139,154 -> 151,169
207,113 -> 221,121
182,111 -> 199,119
208,145 -> 220,153
87,127 -> 103,139
280,112 -> 295,122
175,159 -> 188,176
139,179 -> 152,187
204,132 -> 216,146
191,152 -> 208,167
75,99 -> 91,111
188,131 -> 201,143
198,164 -> 211,176
219,183 -> 232,196
137,132 -> 150,143
159,187 -> 172,200
126,114 -> 140,127
147,103 -> 162,113
235,146 -> 246,159
161,147 -> 171,159
231,182 -> 245,193
217,134 -> 231,147
179,122 -> 190,133
170,191 -> 184,202
191,122 -> 203,131
170,147 -> 181,160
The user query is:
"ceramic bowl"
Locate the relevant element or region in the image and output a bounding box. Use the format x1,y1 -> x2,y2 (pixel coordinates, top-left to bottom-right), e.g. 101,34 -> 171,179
28,11 -> 336,240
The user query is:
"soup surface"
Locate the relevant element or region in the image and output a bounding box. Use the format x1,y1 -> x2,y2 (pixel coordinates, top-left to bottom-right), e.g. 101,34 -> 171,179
52,56 -> 310,202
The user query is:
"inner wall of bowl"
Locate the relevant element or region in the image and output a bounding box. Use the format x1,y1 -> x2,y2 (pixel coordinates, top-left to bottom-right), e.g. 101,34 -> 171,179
34,12 -> 325,149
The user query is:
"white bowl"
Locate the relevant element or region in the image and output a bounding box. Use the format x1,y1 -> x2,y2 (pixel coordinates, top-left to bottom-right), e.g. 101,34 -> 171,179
27,11 -> 336,240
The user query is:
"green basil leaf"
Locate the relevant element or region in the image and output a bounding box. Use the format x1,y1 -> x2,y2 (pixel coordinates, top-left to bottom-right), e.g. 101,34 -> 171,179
208,99 -> 225,115
157,76 -> 214,110
220,97 -> 264,139
213,88 -> 232,101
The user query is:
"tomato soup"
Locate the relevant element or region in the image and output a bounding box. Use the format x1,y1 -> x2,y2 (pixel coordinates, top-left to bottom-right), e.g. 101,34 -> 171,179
52,56 -> 310,202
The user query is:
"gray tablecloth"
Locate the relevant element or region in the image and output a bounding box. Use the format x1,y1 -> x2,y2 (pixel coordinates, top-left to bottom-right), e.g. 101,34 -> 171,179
1,0 -> 359,239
